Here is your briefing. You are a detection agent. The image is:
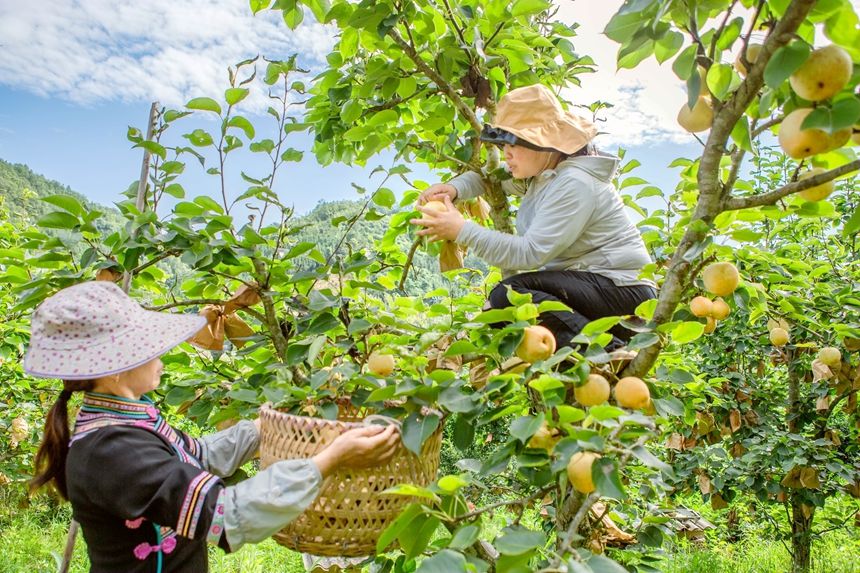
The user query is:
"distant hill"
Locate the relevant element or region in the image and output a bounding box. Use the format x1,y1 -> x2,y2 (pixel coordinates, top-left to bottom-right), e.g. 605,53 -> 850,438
0,159 -> 486,295
0,159 -> 124,232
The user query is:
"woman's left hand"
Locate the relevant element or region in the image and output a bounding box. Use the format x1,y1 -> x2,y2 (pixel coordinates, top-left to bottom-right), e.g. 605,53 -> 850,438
410,195 -> 465,242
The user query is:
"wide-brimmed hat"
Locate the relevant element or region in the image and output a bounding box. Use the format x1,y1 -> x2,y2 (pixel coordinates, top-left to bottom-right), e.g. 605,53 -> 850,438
24,281 -> 207,380
480,84 -> 597,155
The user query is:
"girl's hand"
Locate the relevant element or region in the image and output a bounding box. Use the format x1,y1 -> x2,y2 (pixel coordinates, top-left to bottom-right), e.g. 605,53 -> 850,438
313,424 -> 400,478
417,183 -> 458,205
411,195 -> 465,242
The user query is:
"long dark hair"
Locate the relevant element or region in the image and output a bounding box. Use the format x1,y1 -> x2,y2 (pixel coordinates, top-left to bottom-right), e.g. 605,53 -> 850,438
30,379 -> 94,499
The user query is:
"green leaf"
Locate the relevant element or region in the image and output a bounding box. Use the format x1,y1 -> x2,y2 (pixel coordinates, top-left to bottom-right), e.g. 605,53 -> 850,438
42,195 -> 84,216
437,474 -> 469,493
731,116 -> 754,154
830,96 -> 860,131
249,0 -> 270,14
706,63 -> 734,100
511,0 -> 550,18
672,44 -> 697,80
186,97 -> 222,114
341,99 -> 362,123
844,207 -> 860,236
448,525 -> 480,550
401,515 -> 440,560
588,554 -> 630,573
581,316 -> 622,336
377,504 -> 422,553
416,550 -> 468,573
438,386 -> 475,413
604,9 -> 646,44
280,148 -> 303,162
494,528 -> 546,555
510,413 -> 545,442
225,87 -> 250,106
37,212 -> 79,230
227,116 -> 255,139
367,109 -> 397,127
588,405 -> 625,421
372,188 -> 395,208
626,332 -> 659,351
654,31 -> 683,64
282,3 -> 304,29
401,413 -> 440,455
184,129 -> 214,147
593,457 -> 625,499
302,0 -> 330,21
671,321 -> 705,344
764,42 -> 810,89
382,484 -> 439,501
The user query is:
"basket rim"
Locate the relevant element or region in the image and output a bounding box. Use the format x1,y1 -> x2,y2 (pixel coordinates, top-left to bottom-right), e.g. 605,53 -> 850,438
259,400 -> 444,428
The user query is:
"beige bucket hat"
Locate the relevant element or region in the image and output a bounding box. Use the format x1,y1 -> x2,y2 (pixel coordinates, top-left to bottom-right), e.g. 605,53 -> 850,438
24,281 -> 207,380
480,84 -> 598,155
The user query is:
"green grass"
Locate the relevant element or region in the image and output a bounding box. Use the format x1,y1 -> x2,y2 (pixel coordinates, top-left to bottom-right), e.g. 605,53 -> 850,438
660,535 -> 860,573
3,486 -> 859,573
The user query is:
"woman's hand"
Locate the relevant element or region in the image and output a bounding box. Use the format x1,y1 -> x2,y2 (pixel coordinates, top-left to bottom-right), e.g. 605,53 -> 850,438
411,195 -> 466,242
417,183 -> 458,205
312,424 -> 400,479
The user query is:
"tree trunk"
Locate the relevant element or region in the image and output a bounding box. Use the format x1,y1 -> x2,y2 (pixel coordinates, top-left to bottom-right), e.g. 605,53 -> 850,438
790,497 -> 814,573
483,178 -> 513,234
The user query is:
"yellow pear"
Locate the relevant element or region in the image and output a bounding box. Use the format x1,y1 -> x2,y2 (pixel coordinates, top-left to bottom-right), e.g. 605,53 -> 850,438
734,43 -> 763,77
567,452 -> 600,494
797,168 -> 835,201
779,109 -> 831,159
789,45 -> 853,102
703,316 -> 717,334
574,374 -> 611,407
422,200 -> 448,214
614,376 -> 651,410
711,298 -> 731,320
678,96 -> 713,133
702,262 -> 739,297
527,421 -> 558,451
690,296 -> 714,318
779,108 -> 851,159
697,65 -> 710,96
367,352 -> 396,376
516,325 -> 557,363
769,327 -> 790,347
817,347 -> 841,367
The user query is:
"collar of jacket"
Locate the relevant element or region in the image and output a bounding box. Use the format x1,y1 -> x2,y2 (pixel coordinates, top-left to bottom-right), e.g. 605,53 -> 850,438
71,392 -> 202,466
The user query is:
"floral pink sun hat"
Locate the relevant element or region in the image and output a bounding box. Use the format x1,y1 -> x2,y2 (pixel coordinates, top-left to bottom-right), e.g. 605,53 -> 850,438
24,281 -> 207,380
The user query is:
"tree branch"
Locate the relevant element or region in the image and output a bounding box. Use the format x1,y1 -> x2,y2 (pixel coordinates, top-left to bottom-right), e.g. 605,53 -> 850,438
388,28 -> 483,133
144,299 -> 223,311
723,160 -> 860,210
398,237 -> 422,291
129,249 -> 181,276
623,0 -> 819,379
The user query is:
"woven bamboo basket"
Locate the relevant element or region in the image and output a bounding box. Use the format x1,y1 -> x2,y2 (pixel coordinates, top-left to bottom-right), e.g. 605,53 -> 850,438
259,402 -> 444,557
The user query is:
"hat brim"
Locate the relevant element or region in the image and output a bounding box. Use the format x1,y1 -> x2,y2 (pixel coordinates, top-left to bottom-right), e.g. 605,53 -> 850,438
492,111 -> 598,155
24,310 -> 207,380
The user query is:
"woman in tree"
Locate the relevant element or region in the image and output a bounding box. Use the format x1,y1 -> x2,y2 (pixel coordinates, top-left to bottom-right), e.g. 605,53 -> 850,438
414,83 -> 656,351
26,280 -> 399,573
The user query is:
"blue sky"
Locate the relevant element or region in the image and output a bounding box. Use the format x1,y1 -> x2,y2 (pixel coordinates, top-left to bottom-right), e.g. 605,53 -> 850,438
0,0 -> 781,216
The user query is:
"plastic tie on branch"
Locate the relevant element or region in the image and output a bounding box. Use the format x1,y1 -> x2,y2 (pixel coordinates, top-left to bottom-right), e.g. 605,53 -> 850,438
189,284 -> 261,351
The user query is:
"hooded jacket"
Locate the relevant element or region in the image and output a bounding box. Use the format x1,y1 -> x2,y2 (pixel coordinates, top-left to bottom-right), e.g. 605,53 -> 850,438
451,152 -> 654,287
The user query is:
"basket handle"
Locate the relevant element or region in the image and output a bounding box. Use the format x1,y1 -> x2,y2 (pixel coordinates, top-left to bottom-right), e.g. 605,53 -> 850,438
362,414 -> 402,430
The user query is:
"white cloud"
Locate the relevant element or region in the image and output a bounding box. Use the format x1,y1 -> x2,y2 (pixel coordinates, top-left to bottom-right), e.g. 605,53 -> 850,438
0,0 -> 336,108
557,0 -> 711,147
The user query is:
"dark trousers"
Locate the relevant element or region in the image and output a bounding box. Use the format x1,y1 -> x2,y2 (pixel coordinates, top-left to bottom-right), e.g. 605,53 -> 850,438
488,270 -> 657,350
